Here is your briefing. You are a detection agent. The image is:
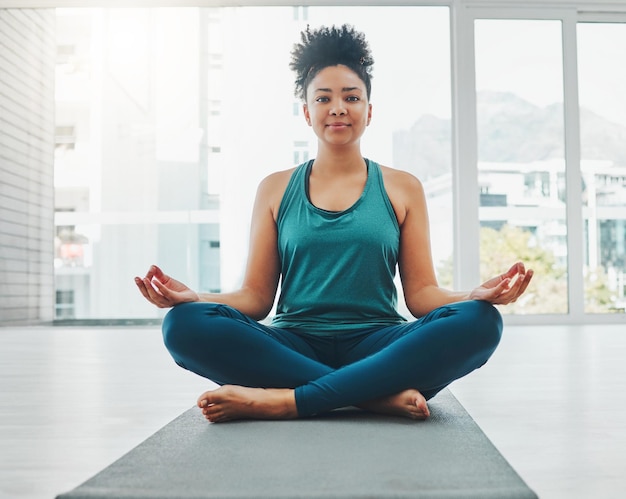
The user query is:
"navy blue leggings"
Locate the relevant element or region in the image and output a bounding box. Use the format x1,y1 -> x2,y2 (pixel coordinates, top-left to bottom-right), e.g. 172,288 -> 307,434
162,300 -> 502,417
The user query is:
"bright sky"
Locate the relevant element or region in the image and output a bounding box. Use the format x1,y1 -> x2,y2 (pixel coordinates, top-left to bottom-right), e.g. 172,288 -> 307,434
577,22 -> 626,126
475,19 -> 626,126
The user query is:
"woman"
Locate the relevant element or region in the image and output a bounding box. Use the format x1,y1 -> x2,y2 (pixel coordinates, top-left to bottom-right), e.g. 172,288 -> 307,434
135,25 -> 532,423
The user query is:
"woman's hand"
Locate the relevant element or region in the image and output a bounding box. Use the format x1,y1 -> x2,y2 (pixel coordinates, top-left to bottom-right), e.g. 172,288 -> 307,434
469,262 -> 533,306
134,265 -> 199,308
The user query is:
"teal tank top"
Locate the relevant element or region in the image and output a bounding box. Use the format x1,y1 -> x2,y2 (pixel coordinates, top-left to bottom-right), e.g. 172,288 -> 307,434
271,159 -> 407,334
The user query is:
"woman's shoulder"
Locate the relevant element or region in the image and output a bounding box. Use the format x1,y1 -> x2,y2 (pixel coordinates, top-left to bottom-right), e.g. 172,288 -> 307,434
259,166 -> 298,194
258,166 -> 299,219
376,163 -> 426,226
377,163 -> 424,195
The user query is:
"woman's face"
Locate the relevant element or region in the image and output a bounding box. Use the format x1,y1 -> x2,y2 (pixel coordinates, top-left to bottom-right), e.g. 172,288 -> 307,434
303,65 -> 372,148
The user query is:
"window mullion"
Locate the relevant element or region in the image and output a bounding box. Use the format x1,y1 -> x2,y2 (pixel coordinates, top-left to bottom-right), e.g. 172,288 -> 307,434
451,4 -> 480,292
562,10 -> 585,321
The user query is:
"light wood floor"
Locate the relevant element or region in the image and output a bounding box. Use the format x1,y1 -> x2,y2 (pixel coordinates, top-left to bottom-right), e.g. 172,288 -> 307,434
0,323 -> 625,499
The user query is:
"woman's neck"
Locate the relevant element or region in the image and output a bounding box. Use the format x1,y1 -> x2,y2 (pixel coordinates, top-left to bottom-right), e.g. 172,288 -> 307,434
313,145 -> 365,174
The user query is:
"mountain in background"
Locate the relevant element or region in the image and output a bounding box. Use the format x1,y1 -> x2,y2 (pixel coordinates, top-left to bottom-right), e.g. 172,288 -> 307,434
393,90 -> 626,180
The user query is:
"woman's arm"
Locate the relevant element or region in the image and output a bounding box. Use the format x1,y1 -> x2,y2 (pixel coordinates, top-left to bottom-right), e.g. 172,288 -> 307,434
393,171 -> 459,317
135,170 -> 292,320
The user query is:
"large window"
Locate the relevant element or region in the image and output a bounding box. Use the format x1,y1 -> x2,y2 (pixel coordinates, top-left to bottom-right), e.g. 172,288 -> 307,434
52,6 -> 452,320
578,22 -> 626,313
474,19 -> 568,314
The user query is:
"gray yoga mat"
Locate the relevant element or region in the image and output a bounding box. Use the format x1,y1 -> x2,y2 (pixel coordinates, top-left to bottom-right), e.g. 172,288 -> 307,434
56,389 -> 537,498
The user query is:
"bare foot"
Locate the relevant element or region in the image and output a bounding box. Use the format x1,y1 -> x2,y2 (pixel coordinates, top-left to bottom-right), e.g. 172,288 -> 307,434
196,385 -> 298,423
359,389 -> 430,420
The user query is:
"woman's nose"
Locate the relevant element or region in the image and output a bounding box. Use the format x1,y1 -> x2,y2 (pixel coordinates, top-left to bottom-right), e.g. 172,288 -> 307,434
330,100 -> 347,115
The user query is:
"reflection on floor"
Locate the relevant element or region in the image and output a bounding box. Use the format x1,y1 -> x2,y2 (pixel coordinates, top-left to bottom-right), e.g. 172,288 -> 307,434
0,324 -> 625,499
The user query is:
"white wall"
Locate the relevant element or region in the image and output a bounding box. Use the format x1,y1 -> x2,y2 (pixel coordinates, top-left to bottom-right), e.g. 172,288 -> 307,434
0,9 -> 56,324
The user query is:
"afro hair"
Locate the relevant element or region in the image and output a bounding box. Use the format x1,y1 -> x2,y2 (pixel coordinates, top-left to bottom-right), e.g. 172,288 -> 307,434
290,24 -> 374,101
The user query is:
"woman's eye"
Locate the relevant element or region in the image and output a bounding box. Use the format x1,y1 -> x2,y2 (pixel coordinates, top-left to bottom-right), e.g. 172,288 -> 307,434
316,96 -> 330,103
347,96 -> 360,102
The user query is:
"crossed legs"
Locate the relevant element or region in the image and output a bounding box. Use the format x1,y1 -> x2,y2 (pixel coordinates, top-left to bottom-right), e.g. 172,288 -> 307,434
162,300 -> 502,422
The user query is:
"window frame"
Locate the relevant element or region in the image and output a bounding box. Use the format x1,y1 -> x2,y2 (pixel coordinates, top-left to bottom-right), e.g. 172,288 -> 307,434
454,6 -> 587,325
